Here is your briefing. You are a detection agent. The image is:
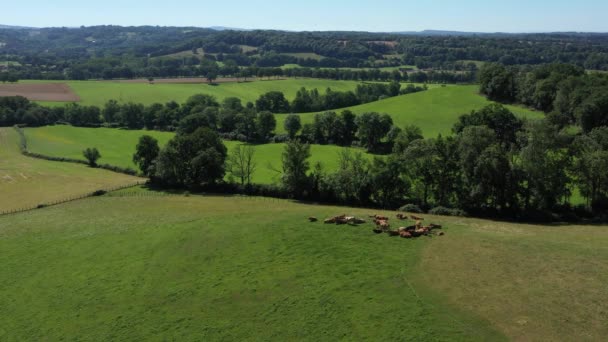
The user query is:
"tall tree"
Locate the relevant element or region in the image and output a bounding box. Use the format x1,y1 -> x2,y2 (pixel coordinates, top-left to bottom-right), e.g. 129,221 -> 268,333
284,114 -> 302,139
227,145 -> 257,186
133,135 -> 160,176
281,140 -> 311,197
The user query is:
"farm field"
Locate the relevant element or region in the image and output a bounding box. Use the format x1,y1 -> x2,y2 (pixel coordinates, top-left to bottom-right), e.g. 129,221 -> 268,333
24,126 -> 375,184
24,79 -> 368,107
0,127 -> 141,212
1,189 -> 607,340
276,85 -> 544,137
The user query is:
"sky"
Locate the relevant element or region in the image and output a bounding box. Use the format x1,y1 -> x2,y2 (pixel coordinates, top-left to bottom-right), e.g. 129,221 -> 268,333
3,0 -> 608,33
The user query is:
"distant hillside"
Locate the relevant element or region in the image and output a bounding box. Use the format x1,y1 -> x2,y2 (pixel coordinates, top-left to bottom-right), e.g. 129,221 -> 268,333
0,24 -> 34,29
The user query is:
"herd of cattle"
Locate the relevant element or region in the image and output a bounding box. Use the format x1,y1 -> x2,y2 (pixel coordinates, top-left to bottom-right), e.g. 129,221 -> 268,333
308,213 -> 444,239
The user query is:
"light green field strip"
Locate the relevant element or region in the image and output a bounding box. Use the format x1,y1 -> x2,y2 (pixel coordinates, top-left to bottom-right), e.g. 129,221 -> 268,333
0,127 -> 142,212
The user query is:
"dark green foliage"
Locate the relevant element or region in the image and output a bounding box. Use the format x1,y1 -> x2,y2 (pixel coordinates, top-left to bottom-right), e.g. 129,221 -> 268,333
453,104 -> 523,145
479,63 -> 516,102
255,91 -> 290,113
281,140 -> 311,197
256,111 -> 277,141
154,128 -> 227,188
83,147 -> 101,167
283,114 -> 302,139
133,135 -> 160,176
355,112 -> 393,151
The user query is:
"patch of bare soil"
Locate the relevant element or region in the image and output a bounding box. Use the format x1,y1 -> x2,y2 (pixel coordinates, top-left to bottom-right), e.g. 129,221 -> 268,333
0,83 -> 80,102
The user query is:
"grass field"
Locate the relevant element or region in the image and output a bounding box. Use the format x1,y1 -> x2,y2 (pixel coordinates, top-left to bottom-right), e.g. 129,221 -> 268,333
1,189 -> 606,340
28,79 -> 367,107
276,85 -> 544,137
0,192 -> 500,341
0,127 -> 141,212
417,216 -> 608,341
24,126 -> 374,184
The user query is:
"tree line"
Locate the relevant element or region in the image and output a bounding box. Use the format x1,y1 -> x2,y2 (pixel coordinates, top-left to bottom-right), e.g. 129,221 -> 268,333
479,62 -> 608,133
0,87 -> 411,152
129,102 -> 608,222
3,26 -> 608,82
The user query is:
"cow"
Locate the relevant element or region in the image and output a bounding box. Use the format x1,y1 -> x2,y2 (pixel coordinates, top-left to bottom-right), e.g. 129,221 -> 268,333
396,213 -> 407,220
400,231 -> 412,238
410,215 -> 424,221
309,217 -> 318,222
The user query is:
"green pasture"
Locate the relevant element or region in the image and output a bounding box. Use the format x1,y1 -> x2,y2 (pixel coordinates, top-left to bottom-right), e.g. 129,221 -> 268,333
276,85 -> 544,137
24,126 -> 374,184
27,78 -> 367,107
1,189 -> 606,340
0,127 -> 141,212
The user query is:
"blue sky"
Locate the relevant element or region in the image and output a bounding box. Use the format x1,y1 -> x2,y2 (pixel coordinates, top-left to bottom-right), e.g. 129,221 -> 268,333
4,0 -> 608,32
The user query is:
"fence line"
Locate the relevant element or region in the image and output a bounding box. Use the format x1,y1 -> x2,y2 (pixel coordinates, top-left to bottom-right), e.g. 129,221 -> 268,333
0,180 -> 147,217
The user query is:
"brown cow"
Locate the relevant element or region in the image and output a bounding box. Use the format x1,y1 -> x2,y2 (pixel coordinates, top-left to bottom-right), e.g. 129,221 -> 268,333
410,215 -> 424,221
400,231 -> 412,238
396,213 -> 407,220
309,217 -> 318,222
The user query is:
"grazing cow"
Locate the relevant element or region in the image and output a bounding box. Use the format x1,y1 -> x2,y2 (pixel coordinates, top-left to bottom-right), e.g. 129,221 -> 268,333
373,228 -> 384,234
400,231 -> 412,238
410,215 -> 424,221
437,231 -> 445,236
309,217 -> 318,222
396,213 -> 407,220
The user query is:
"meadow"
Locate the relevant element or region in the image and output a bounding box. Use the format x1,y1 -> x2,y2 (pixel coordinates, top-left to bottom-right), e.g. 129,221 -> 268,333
24,126 -> 374,184
276,85 -> 544,137
27,79 -> 368,107
1,188 -> 606,340
0,127 -> 141,212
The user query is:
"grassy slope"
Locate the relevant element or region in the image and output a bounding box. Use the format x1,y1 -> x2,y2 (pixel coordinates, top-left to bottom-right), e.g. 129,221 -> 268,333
415,216 -> 608,341
0,127 -> 141,212
0,193 -> 502,341
276,85 -> 544,137
25,126 -> 374,184
28,79 -> 366,107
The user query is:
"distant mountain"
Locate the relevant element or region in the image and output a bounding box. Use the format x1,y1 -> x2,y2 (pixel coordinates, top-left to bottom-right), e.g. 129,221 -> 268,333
0,24 -> 35,30
393,29 -> 508,36
208,26 -> 251,31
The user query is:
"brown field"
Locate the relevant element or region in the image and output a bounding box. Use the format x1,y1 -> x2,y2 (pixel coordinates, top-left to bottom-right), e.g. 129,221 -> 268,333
0,83 -> 80,102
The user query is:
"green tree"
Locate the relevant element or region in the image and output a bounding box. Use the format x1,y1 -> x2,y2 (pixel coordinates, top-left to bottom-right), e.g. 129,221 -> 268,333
284,114 -> 302,139
256,111 -> 277,141
226,145 -> 257,185
83,148 -> 101,167
133,135 -> 160,176
479,63 -> 516,102
392,124 -> 423,153
154,128 -> 227,188
255,91 -> 290,113
355,112 -> 393,151
281,139 -> 311,197
518,120 -> 572,210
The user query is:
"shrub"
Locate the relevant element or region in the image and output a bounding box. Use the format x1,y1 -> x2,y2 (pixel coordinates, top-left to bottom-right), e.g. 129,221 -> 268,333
272,134 -> 290,143
92,190 -> 107,196
398,204 -> 423,213
429,206 -> 466,217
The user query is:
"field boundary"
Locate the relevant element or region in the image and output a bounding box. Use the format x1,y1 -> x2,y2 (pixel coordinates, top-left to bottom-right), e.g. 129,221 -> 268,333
13,126 -> 139,176
0,180 -> 147,217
